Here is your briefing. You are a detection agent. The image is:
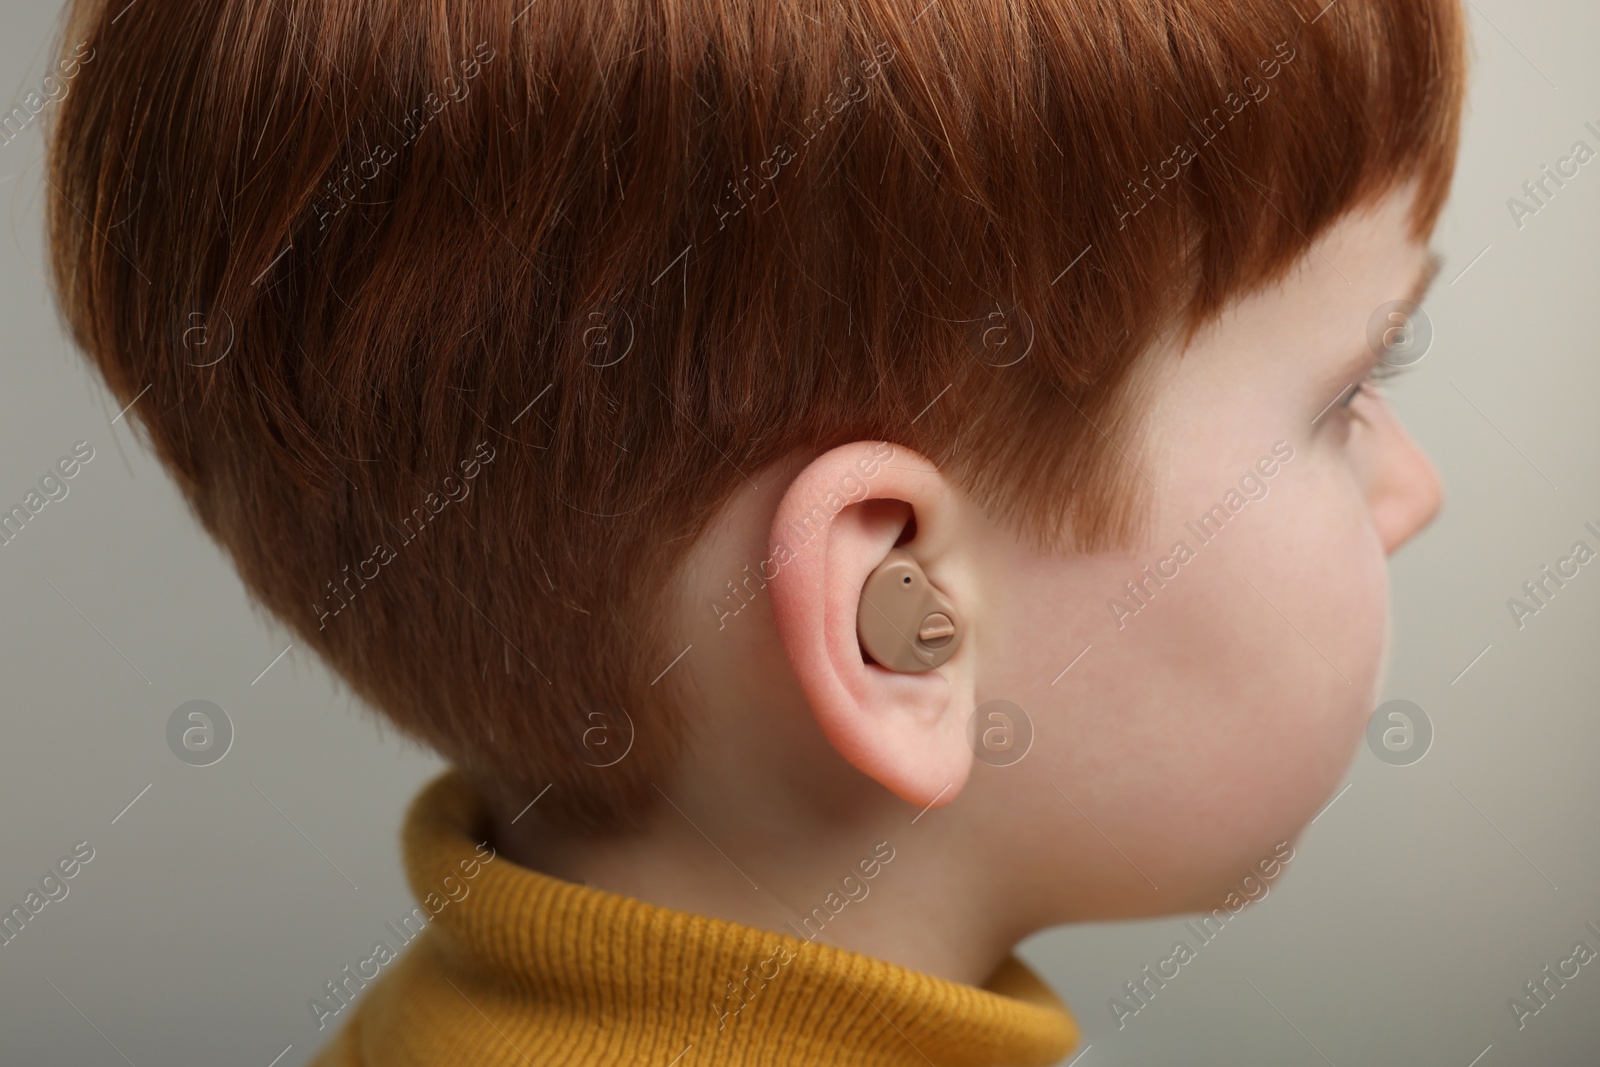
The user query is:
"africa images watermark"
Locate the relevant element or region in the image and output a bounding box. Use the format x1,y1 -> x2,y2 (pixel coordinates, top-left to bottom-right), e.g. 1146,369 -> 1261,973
784,840 -> 897,944
1505,917 -> 1600,1031
713,943 -> 799,1032
1114,39 -> 1298,231
1504,519 -> 1600,630
709,441 -> 896,631
1505,119 -> 1600,231
0,440 -> 96,550
712,41 -> 897,231
1106,442 -> 1296,629
0,840 -> 96,949
712,839 -> 897,1031
1107,840 -> 1297,1029
313,440 -> 496,630
308,839 -> 497,1030
309,41 -> 496,231
0,39 -> 94,149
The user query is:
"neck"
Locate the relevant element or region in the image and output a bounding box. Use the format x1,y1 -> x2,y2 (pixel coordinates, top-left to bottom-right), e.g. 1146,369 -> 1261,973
390,770 -> 1081,1067
488,776 -> 1019,988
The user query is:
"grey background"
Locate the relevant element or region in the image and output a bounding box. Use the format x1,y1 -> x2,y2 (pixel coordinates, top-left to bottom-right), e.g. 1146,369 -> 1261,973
1,2 -> 1596,1064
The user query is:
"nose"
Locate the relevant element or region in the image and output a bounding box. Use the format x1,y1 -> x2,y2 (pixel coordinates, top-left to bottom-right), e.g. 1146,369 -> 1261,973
1366,399 -> 1443,555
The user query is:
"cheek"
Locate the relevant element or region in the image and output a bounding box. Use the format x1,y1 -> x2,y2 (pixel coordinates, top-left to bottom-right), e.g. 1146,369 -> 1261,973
1219,463 -> 1390,771
1128,461 -> 1386,888
980,453 -> 1388,912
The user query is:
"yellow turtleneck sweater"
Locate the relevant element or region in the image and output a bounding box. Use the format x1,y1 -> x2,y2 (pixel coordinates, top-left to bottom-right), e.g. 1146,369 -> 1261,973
310,771 -> 1078,1066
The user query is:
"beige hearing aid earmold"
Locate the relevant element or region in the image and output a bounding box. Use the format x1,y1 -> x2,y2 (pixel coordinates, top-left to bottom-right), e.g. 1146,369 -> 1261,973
856,548 -> 963,672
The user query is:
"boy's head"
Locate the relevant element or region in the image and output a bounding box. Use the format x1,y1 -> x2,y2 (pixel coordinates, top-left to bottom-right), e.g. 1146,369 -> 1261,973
48,0 -> 1463,919
705,189 -> 1445,936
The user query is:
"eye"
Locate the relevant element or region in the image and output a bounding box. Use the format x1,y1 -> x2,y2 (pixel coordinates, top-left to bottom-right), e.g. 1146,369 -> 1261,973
1341,356 -> 1415,416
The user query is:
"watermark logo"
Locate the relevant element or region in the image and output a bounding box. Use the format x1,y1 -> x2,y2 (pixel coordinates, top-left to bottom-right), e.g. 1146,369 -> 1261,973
967,699 -> 1034,767
579,301 -> 635,368
1366,300 -> 1433,370
578,702 -> 634,768
1365,699 -> 1432,767
181,310 -> 234,367
967,301 -> 1034,368
166,699 -> 234,767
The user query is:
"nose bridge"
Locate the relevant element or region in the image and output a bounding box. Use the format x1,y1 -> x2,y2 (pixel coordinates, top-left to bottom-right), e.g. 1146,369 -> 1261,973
1373,415 -> 1443,555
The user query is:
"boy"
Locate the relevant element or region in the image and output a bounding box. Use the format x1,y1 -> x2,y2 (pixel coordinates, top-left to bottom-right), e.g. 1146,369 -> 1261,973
45,0 -> 1464,1062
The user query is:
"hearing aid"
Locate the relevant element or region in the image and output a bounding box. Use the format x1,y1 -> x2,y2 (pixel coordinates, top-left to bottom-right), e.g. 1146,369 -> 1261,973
856,548 -> 963,672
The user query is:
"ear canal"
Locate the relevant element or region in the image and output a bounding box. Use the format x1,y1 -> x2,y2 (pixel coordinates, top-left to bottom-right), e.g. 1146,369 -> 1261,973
856,548 -> 963,672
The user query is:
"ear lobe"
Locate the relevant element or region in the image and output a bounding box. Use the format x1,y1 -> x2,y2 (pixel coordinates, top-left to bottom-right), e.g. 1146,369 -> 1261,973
765,442 -> 976,809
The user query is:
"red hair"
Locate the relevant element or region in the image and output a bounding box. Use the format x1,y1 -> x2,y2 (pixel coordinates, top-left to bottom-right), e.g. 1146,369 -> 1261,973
46,0 -> 1466,828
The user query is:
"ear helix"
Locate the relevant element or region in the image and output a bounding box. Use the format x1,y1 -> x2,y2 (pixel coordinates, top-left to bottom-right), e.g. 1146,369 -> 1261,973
856,548 -> 963,672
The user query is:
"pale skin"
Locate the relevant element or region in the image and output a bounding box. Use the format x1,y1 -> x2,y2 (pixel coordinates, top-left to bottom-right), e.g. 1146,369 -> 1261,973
493,185 -> 1444,987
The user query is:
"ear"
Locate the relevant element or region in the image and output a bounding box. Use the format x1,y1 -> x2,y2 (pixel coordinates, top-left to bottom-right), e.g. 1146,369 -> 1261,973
765,441 -> 976,809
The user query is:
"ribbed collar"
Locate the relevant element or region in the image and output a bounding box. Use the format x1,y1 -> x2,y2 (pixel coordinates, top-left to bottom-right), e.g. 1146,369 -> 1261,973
378,770 -> 1078,1067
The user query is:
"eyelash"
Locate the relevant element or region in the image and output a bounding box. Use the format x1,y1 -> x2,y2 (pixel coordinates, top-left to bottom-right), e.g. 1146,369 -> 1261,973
1339,359 -> 1412,411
